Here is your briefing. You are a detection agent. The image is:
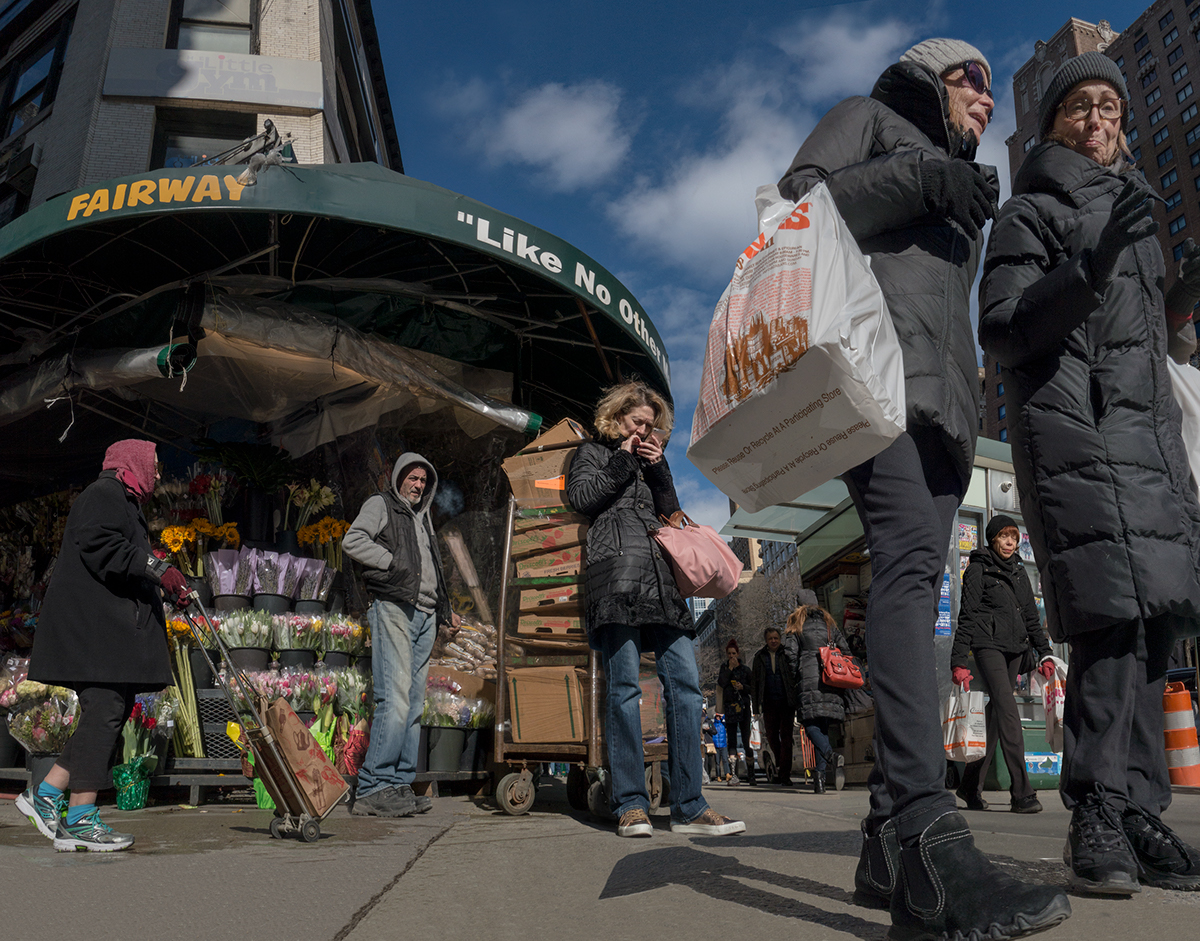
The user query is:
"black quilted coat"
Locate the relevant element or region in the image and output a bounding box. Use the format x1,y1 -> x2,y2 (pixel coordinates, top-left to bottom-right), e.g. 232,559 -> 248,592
784,616 -> 849,723
566,441 -> 692,640
950,547 -> 1051,669
778,61 -> 998,490
979,141 -> 1200,641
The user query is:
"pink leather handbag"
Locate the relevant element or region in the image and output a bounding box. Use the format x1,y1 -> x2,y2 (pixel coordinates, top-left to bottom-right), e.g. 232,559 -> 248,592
651,512 -> 743,599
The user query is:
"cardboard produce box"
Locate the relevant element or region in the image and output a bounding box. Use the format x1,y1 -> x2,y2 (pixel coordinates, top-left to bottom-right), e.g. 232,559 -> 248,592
515,546 -> 583,578
428,666 -> 497,707
502,447 -> 577,508
517,418 -> 591,454
517,614 -> 585,640
510,522 -> 587,558
519,583 -> 583,613
514,511 -> 590,533
508,666 -> 586,743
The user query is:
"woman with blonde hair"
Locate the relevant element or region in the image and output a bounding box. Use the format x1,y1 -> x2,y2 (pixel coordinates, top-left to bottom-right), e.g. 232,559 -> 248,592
782,590 -> 848,794
567,381 -> 744,839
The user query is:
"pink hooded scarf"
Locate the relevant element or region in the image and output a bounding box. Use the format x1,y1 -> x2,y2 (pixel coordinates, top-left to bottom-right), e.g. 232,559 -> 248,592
102,439 -> 158,500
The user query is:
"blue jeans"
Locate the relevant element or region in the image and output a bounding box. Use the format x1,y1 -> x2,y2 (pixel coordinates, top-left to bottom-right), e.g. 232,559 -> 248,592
597,623 -> 708,823
356,600 -> 435,797
805,718 -> 833,774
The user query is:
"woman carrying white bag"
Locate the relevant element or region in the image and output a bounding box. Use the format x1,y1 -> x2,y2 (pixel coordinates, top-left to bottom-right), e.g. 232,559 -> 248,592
776,39 -> 1070,940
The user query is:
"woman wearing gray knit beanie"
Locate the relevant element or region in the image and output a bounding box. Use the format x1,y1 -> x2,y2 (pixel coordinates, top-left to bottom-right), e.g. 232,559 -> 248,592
778,37 -> 1071,941
981,49 -> 1200,896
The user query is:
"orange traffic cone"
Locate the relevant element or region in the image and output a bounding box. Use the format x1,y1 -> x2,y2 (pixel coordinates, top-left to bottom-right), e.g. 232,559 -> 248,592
1163,682 -> 1200,786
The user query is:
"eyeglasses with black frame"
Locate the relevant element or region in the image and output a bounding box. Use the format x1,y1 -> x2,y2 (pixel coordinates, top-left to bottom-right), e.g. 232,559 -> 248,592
1058,97 -> 1124,122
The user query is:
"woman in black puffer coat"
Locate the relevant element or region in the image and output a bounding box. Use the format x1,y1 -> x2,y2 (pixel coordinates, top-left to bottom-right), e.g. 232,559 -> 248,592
950,515 -> 1052,814
783,595 -> 848,794
567,382 -> 742,838
980,52 -> 1200,894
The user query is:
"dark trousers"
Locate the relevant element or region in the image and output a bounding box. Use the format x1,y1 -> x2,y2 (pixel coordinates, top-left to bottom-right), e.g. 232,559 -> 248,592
726,708 -> 755,780
1061,615 -> 1174,814
805,717 -> 834,773
843,429 -> 963,843
959,648 -> 1035,801
57,684 -> 136,791
762,697 -> 793,781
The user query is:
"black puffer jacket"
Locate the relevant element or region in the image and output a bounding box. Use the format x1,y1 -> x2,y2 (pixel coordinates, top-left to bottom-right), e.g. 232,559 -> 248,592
786,615 -> 849,723
951,547 -> 1050,669
980,142 -> 1200,640
751,643 -> 796,712
30,472 -> 172,688
566,441 -> 692,639
778,62 -> 998,490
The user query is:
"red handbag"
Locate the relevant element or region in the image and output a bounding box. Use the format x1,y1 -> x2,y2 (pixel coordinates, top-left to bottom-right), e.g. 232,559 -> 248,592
819,622 -> 864,690
651,511 -> 742,599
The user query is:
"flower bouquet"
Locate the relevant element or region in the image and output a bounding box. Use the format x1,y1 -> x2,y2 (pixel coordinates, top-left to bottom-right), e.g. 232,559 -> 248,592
298,516 -> 351,570
0,654 -> 29,709
324,617 -> 367,656
189,467 -> 236,526
278,554 -> 304,599
254,550 -> 284,595
215,609 -> 274,649
331,667 -> 370,776
206,547 -> 257,599
286,479 -> 337,533
274,613 -> 323,651
4,681 -> 79,754
422,674 -> 468,728
296,559 -> 335,603
114,691 -> 177,809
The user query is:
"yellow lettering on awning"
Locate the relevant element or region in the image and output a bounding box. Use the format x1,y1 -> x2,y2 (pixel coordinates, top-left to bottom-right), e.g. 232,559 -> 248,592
222,175 -> 246,201
84,189 -> 109,217
192,175 -> 222,202
114,184 -> 127,211
159,177 -> 195,202
67,193 -> 90,221
128,180 -> 156,207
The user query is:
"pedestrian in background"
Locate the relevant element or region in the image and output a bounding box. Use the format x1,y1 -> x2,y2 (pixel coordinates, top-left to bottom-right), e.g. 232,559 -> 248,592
951,515 -> 1053,814
568,381 -> 744,838
752,627 -> 796,786
713,713 -> 730,783
980,51 -> 1200,895
784,592 -> 846,795
778,36 -> 1069,937
717,638 -> 755,786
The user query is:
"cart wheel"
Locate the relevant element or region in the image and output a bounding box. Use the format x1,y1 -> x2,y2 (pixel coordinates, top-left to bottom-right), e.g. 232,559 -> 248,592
587,779 -> 614,820
566,766 -> 590,811
300,820 -> 320,843
269,816 -> 285,840
497,772 -> 536,816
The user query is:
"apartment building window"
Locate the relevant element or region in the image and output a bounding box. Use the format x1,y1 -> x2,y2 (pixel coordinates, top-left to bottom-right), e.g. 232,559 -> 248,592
169,0 -> 254,54
1023,136 -> 1035,152
1135,33 -> 1150,52
995,361 -> 1002,374
1117,56 -> 1125,67
1181,83 -> 1195,104
999,428 -> 1008,442
1140,51 -> 1154,67
0,14 -> 72,140
1171,215 -> 1188,235
1147,87 -> 1162,105
1160,147 -> 1175,167
1151,106 -> 1167,125
1176,241 -> 1190,260
1167,190 -> 1183,210
1192,4 -> 1200,22
1185,103 -> 1200,124
997,382 -> 1005,397
1129,126 -> 1141,143
1155,127 -> 1171,145
998,404 -> 1006,421
1171,47 -> 1187,66
1175,63 -> 1190,83
1162,10 -> 1176,30
1165,26 -> 1180,47
1162,167 -> 1179,187
1132,146 -> 1143,161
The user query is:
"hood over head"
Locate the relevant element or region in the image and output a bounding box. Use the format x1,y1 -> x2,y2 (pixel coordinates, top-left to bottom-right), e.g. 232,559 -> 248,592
871,61 -> 979,160
390,451 -> 438,516
102,439 -> 157,499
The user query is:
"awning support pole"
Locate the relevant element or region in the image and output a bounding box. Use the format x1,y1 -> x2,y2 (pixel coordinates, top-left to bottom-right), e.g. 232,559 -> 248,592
576,298 -> 614,383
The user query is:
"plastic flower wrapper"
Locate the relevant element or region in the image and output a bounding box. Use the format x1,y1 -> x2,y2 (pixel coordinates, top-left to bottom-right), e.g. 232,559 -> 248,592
255,550 -> 283,595
5,682 -> 78,753
206,548 -> 242,596
216,609 -> 273,648
273,613 -> 323,651
421,688 -> 468,727
466,697 -> 496,729
233,546 -> 258,597
122,696 -> 161,767
0,654 -> 30,708
324,617 -> 367,655
277,553 -> 304,599
276,668 -> 318,714
295,557 -> 328,601
113,755 -> 155,811
331,667 -> 368,721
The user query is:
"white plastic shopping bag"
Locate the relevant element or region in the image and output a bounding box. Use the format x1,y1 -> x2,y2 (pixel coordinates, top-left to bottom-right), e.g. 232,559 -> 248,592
1030,655 -> 1067,753
942,686 -> 986,763
1169,359 -> 1200,485
687,182 -> 906,512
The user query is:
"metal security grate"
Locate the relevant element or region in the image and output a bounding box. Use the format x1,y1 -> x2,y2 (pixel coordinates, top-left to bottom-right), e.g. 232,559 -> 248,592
196,690 -> 242,760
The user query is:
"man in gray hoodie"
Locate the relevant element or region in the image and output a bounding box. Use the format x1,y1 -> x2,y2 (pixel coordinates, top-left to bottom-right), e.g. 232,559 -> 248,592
342,452 -> 459,817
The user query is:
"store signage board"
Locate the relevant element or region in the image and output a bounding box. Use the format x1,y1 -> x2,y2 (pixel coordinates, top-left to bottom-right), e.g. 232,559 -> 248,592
935,572 -> 952,636
0,164 -> 670,388
103,48 -> 323,111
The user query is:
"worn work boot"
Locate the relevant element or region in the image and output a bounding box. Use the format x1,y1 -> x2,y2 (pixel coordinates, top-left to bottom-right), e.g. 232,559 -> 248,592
1121,805 -> 1200,890
1064,786 -> 1139,895
890,811 -> 1071,941
350,786 -> 416,818
853,817 -> 900,910
396,784 -> 432,814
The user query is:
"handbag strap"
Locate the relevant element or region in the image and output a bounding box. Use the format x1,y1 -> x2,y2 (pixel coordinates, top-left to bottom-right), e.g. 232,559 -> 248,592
659,510 -> 695,529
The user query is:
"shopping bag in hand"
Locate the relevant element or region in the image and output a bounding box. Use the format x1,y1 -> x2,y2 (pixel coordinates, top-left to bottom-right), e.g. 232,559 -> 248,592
1030,655 -> 1067,753
687,182 -> 905,512
942,686 -> 986,762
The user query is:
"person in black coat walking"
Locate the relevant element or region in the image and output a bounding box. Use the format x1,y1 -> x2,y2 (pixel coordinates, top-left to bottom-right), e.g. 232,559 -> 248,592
779,37 -> 1068,937
567,381 -> 743,839
980,52 -> 1200,895
783,595 -> 847,794
717,638 -> 755,785
951,515 -> 1053,814
751,628 -> 796,786
18,439 -> 186,852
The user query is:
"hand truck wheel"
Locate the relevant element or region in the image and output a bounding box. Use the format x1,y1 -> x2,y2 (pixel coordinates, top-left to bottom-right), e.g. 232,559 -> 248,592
269,816 -> 285,840
497,771 -> 536,815
300,819 -> 321,843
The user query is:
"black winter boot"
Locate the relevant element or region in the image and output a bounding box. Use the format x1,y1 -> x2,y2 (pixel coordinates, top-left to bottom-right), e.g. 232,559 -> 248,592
1122,805 -> 1200,890
1064,785 -> 1139,896
853,817 -> 899,910
890,811 -> 1071,941
814,773 -> 827,794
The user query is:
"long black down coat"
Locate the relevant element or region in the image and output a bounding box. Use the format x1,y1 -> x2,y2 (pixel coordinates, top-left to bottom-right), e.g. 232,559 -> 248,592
783,615 -> 849,723
979,141 -> 1200,641
566,441 -> 692,640
778,61 -> 998,490
950,547 -> 1051,669
29,471 -> 173,688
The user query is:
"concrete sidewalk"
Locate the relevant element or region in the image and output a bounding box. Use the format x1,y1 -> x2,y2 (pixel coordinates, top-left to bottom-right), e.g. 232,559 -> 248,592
3,781 -> 1199,941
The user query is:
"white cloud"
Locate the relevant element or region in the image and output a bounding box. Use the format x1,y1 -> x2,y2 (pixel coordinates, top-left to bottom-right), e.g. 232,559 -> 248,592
775,16 -> 919,103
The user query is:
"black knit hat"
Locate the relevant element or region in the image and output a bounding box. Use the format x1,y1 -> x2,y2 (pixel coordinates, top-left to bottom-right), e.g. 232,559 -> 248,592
1038,51 -> 1129,138
985,514 -> 1020,544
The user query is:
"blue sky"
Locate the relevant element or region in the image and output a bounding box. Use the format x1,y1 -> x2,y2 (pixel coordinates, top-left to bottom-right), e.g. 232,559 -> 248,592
374,1 -> 1149,532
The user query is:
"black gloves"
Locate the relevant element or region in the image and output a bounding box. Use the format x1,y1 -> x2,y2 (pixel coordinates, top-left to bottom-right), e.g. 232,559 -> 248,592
1090,178 -> 1160,292
919,159 -> 997,239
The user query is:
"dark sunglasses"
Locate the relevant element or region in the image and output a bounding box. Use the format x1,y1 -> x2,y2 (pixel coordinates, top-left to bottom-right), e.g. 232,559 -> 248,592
963,60 -> 993,119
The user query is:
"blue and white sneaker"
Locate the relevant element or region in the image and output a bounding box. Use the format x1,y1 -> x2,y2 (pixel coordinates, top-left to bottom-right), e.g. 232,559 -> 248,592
15,788 -> 65,840
53,809 -> 134,852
